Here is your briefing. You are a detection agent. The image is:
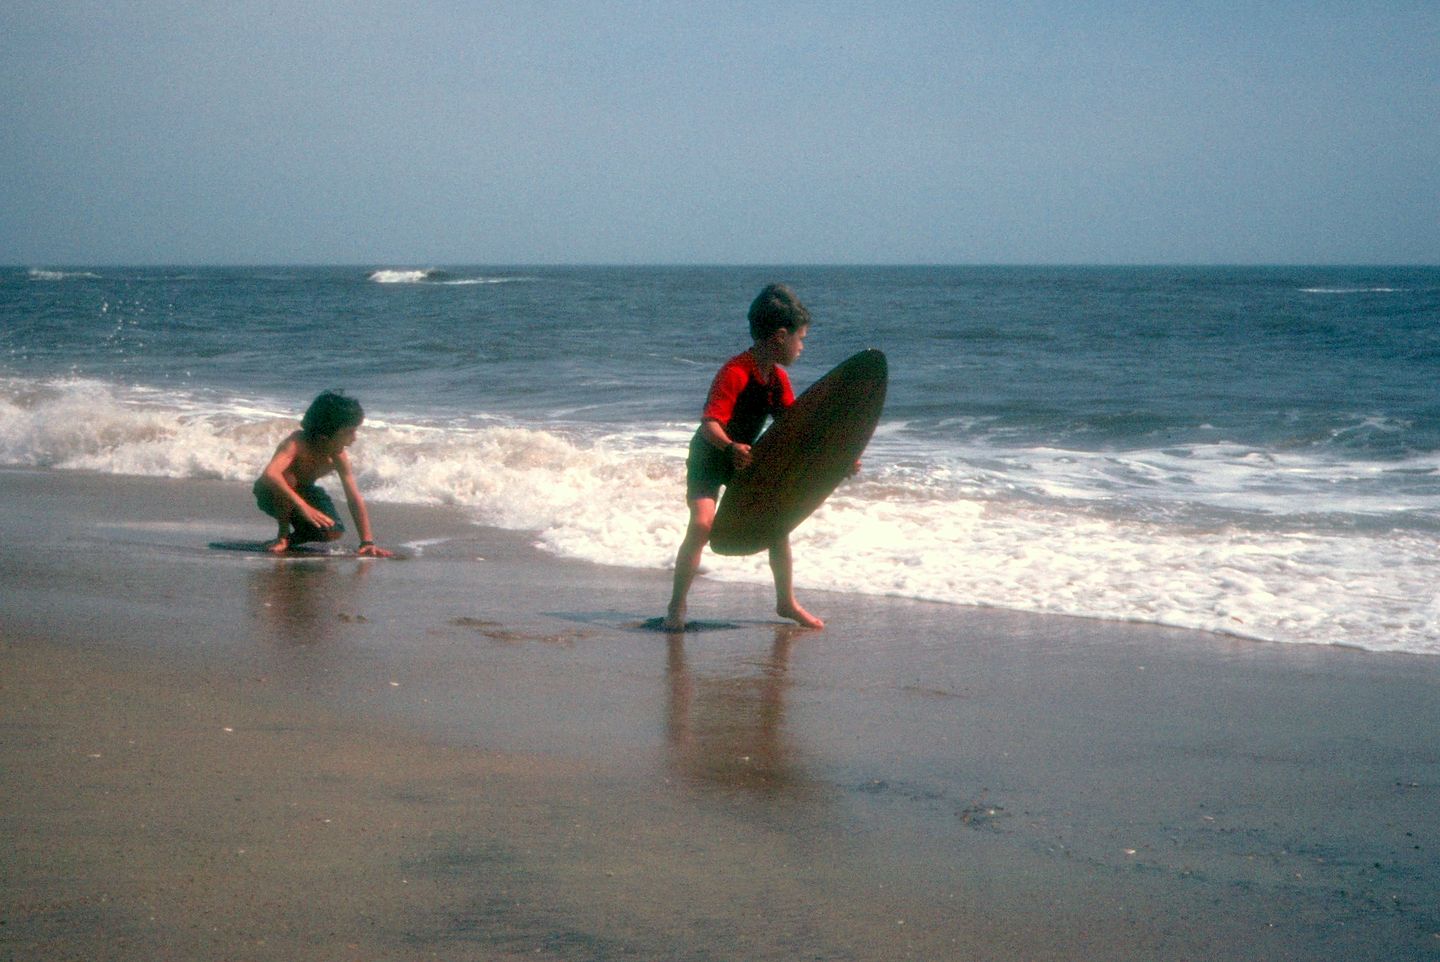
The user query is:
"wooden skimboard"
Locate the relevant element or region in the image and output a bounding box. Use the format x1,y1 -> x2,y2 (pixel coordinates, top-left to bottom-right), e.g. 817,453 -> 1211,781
709,348 -> 887,556
208,540 -> 408,559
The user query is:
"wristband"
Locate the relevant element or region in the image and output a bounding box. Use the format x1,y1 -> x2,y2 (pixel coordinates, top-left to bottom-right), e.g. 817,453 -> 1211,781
359,540 -> 375,547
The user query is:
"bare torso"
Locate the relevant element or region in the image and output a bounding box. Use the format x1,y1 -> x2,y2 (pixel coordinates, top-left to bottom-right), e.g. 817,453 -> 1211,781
278,431 -> 341,487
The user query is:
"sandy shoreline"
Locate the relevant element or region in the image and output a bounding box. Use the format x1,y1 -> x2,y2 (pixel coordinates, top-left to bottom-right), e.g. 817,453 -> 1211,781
3,468 -> 1438,960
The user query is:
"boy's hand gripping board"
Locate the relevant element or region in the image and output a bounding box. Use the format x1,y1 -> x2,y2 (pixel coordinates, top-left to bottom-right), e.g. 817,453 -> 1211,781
709,349 -> 887,556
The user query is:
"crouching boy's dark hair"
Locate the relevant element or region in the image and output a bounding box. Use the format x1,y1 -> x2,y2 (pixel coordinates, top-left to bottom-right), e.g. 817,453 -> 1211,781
301,391 -> 364,440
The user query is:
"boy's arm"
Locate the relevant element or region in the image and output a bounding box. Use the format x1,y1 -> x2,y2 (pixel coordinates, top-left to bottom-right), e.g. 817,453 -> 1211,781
260,437 -> 335,530
700,363 -> 754,467
335,451 -> 393,557
699,418 -> 753,470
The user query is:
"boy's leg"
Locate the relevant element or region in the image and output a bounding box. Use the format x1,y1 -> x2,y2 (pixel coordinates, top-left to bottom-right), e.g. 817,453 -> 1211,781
769,536 -> 824,629
288,485 -> 344,545
664,496 -> 716,630
254,480 -> 291,553
265,506 -> 293,553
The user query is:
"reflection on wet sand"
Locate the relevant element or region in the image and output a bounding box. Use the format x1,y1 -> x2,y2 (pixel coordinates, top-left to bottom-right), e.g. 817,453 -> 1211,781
663,626 -> 818,797
247,559 -> 375,647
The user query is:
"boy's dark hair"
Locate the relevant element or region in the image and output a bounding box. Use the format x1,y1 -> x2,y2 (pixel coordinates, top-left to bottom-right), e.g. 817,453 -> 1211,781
301,391 -> 364,440
748,283 -> 811,341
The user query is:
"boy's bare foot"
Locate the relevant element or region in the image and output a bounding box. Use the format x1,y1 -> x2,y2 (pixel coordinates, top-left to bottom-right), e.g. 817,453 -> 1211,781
661,605 -> 687,632
263,537 -> 290,554
777,601 -> 824,629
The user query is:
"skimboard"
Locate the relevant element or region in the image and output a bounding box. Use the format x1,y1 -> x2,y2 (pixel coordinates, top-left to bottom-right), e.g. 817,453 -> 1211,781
208,540 -> 407,559
709,348 -> 886,556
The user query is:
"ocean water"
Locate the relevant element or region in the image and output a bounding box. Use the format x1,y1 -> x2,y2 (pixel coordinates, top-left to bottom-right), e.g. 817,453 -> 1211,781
4,265 -> 1438,654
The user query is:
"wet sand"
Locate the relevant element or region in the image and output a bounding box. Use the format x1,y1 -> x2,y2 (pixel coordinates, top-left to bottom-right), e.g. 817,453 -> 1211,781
2,468 -> 1438,960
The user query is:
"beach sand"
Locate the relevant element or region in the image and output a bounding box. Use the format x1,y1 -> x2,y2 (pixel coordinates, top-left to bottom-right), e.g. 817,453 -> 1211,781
2,468 -> 1437,961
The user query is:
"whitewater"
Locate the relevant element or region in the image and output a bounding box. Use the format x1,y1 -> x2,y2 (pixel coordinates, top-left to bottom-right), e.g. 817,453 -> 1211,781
5,265 -> 1438,654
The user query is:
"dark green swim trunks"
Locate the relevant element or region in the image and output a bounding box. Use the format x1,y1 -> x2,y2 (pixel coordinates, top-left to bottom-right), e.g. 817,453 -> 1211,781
252,479 -> 344,544
685,431 -> 735,501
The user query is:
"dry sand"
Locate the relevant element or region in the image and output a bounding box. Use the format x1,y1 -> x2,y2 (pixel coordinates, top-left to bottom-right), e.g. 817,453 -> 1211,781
2,468 -> 1437,960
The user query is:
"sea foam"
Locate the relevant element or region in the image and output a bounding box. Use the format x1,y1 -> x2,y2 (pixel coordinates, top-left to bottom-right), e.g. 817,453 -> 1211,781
369,269 -> 436,284
1299,287 -> 1405,294
27,269 -> 102,281
3,376 -> 1437,655
367,268 -> 533,285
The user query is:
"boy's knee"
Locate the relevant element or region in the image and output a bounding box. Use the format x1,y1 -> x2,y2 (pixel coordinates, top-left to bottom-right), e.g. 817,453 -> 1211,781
321,528 -> 344,542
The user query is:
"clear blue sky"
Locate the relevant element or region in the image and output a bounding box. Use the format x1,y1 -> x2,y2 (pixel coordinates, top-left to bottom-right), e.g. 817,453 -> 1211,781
2,1 -> 1436,265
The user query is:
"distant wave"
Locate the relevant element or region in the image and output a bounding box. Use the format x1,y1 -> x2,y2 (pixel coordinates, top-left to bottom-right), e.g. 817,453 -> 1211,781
28,269 -> 101,281
369,269 -> 436,284
368,268 -> 534,286
438,276 -> 535,286
1298,286 -> 1405,294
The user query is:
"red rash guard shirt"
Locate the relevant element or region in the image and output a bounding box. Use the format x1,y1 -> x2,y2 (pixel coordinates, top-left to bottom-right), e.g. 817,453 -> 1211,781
701,351 -> 794,445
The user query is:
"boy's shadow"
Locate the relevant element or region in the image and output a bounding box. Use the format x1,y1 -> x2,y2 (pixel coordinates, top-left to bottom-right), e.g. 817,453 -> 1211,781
662,625 -> 816,797
248,559 -> 374,649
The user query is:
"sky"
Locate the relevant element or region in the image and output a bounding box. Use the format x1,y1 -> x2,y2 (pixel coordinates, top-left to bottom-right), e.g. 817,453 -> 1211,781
2,1 -> 1436,266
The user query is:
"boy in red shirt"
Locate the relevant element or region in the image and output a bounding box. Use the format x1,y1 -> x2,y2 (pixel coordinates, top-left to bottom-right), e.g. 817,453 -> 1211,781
663,284 -> 823,630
